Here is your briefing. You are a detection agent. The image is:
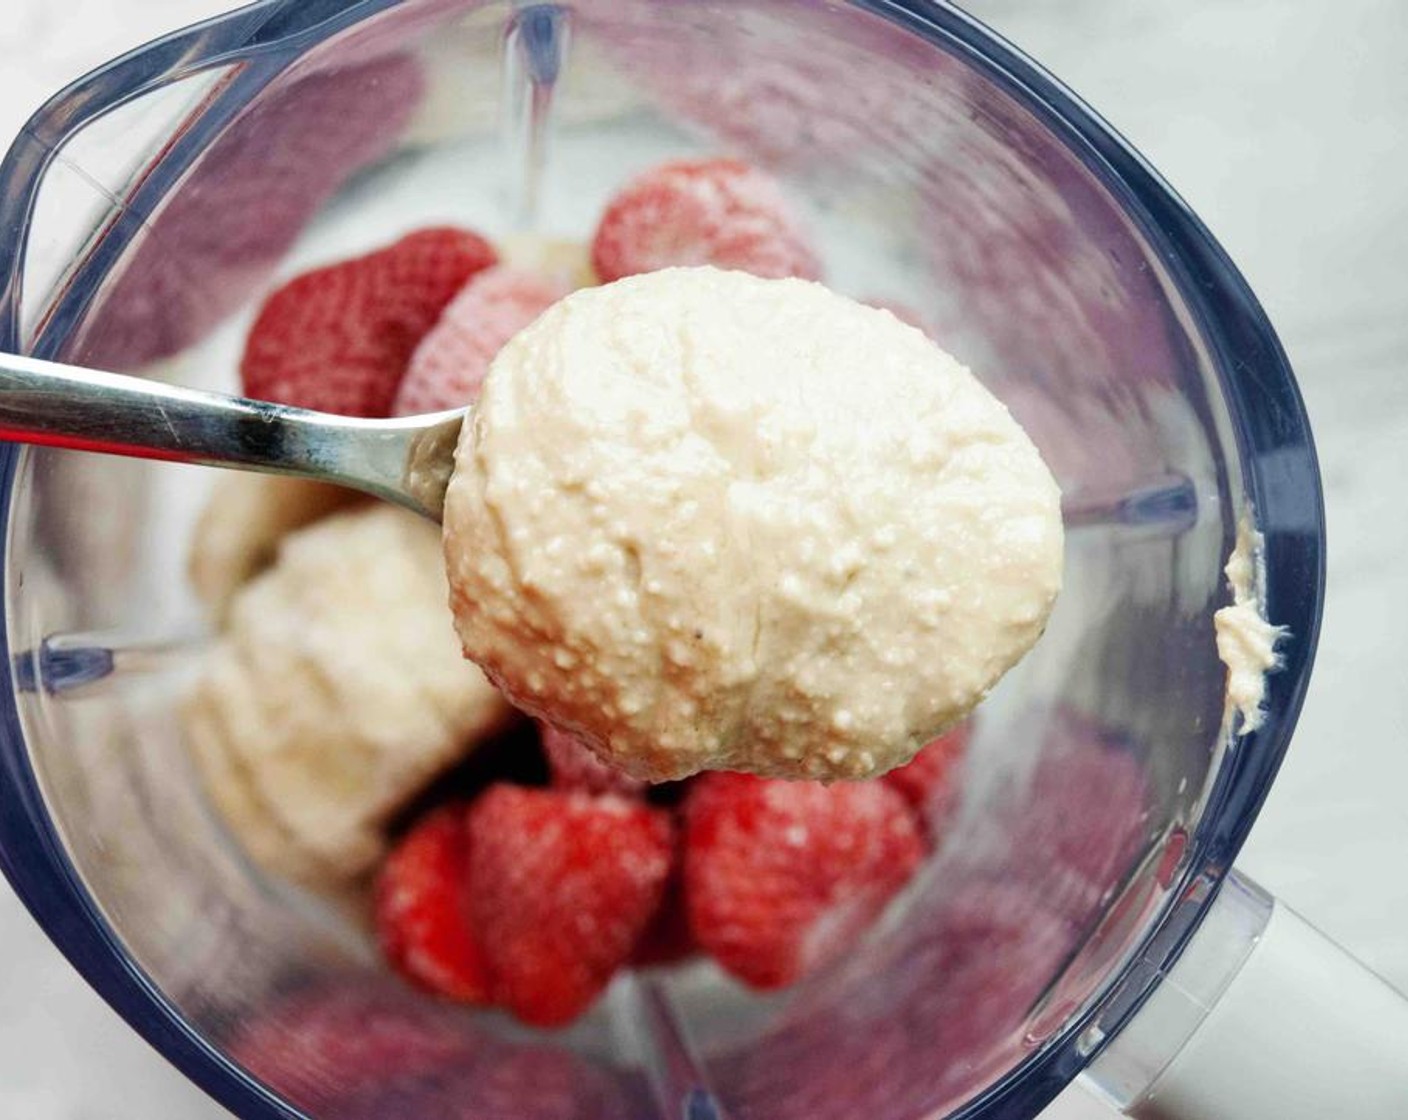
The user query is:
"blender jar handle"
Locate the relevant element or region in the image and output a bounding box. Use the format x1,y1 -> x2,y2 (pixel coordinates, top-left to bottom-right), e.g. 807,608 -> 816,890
1083,869 -> 1408,1119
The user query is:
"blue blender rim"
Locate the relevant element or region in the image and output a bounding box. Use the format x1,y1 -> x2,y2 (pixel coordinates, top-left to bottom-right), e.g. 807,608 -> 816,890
0,3 -> 1325,1119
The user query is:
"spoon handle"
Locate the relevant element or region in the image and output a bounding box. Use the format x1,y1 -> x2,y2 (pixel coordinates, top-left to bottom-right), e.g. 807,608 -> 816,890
0,351 -> 463,521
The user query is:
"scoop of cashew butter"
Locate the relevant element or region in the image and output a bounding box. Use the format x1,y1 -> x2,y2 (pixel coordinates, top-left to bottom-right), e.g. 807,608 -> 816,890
442,266 -> 1064,782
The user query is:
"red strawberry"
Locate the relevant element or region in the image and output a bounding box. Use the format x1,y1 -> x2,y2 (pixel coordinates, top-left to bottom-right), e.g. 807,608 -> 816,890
392,265 -> 566,415
374,805 -> 488,1003
539,722 -> 645,797
683,773 -> 923,990
591,158 -> 821,283
881,723 -> 970,842
467,786 -> 674,1026
241,227 -> 497,416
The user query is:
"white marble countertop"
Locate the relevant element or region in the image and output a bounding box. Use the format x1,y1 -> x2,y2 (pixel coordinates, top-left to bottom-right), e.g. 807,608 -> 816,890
1,1 -> 1405,1117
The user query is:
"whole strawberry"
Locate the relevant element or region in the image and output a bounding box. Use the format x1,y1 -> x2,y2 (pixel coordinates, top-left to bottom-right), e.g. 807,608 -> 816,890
466,786 -> 674,1026
374,805 -> 487,1004
683,773 -> 923,989
393,265 -> 566,416
591,158 -> 821,283
241,226 -> 496,416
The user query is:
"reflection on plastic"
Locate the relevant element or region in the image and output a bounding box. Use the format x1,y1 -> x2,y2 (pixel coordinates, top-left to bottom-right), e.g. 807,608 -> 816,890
75,54 -> 425,371
227,979 -> 636,1119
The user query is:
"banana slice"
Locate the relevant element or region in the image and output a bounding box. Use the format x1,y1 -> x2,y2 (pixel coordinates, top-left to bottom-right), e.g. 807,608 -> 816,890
497,233 -> 599,292
186,682 -> 340,884
189,474 -> 364,622
185,504 -> 515,881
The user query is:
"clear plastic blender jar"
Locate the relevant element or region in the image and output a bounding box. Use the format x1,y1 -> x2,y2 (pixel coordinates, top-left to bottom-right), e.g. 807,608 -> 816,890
0,2 -> 1400,1119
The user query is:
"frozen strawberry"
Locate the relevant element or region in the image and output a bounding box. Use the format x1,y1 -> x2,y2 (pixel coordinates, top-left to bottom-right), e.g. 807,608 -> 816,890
591,158 -> 821,283
374,805 -> 488,1003
467,786 -> 675,1026
392,265 -> 565,415
881,723 -> 970,841
241,227 -> 497,416
683,773 -> 923,990
539,722 -> 645,797
227,984 -> 470,1107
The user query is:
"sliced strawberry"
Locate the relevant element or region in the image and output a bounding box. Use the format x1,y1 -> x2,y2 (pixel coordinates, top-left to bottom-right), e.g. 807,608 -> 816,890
392,265 -> 566,416
683,773 -> 923,990
591,158 -> 821,283
539,722 -> 645,797
881,722 -> 970,842
374,805 -> 488,1004
241,227 -> 497,417
467,785 -> 675,1026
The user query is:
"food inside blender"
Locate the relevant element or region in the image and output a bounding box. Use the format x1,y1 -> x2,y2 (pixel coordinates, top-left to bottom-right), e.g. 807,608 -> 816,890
442,266 -> 1062,785
182,152 -> 1064,1028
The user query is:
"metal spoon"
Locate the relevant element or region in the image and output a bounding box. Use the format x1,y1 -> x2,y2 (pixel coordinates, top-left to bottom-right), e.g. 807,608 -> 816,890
0,353 -> 465,521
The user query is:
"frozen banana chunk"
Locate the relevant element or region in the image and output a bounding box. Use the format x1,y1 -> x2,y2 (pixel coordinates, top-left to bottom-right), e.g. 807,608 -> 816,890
189,473 -> 364,622
187,692 -> 338,884
185,504 -> 514,881
497,233 -> 599,292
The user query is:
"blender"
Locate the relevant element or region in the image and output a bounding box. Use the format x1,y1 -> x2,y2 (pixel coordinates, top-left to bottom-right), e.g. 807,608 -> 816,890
0,1 -> 1403,1117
